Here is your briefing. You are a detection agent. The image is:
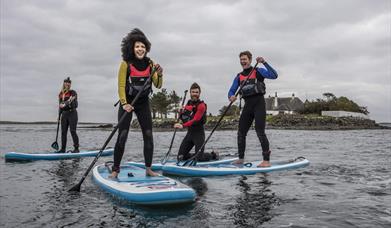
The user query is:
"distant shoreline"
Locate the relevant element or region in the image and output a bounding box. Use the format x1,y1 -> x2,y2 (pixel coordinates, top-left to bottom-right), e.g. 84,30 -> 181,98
1,117 -> 390,130
0,121 -> 106,125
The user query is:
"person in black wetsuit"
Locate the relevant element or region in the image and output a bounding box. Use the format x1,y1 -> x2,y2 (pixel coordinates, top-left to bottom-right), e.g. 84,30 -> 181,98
58,77 -> 79,153
110,28 -> 163,178
227,51 -> 278,167
174,83 -> 219,162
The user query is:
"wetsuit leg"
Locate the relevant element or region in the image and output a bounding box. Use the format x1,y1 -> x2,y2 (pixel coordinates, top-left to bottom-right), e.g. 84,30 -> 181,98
113,106 -> 133,173
254,96 -> 270,160
60,112 -> 70,151
237,98 -> 255,159
69,111 -> 79,148
193,129 -> 213,162
178,131 -> 195,160
134,101 -> 154,167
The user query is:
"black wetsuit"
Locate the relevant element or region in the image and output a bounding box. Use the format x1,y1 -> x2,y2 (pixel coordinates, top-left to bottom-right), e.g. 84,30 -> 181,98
112,58 -> 154,173
238,94 -> 270,160
178,100 -> 217,162
59,90 -> 79,152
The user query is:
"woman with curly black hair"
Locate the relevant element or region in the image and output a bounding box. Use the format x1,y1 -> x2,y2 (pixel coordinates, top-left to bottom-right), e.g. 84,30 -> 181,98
110,28 -> 163,178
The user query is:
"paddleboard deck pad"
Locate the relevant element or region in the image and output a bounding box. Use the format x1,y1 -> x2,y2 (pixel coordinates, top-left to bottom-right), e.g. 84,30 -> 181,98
127,157 -> 239,171
4,149 -> 114,161
92,164 -> 196,205
162,157 -> 310,176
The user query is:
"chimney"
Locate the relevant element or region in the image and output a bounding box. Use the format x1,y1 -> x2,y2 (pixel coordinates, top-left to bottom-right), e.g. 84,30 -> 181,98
274,92 -> 278,108
291,93 -> 295,101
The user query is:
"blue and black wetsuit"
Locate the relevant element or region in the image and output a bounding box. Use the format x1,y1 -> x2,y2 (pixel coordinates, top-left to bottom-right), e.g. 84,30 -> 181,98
228,62 -> 278,161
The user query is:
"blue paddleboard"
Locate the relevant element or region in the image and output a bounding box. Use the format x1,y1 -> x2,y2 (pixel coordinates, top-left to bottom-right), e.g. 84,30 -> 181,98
127,157 -> 239,171
4,149 -> 114,161
162,157 -> 310,176
93,164 -> 196,205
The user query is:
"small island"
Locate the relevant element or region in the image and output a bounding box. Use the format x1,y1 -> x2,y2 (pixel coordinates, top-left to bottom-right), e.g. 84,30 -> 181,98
131,91 -> 389,130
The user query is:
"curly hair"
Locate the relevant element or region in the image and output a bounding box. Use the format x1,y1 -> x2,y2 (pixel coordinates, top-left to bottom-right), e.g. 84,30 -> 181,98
121,28 -> 151,62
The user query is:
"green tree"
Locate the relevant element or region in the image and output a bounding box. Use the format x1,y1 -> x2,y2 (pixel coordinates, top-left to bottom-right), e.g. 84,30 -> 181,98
218,104 -> 240,117
301,93 -> 369,115
150,88 -> 171,118
323,92 -> 336,101
169,90 -> 181,119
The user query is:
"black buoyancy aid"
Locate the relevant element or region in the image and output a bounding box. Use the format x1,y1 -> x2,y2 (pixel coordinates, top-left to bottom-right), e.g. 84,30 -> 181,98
127,63 -> 152,97
180,100 -> 207,126
239,68 -> 266,97
59,90 -> 77,111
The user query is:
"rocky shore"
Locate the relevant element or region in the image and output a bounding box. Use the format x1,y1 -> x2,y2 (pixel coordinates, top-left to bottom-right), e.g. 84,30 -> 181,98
131,114 -> 388,130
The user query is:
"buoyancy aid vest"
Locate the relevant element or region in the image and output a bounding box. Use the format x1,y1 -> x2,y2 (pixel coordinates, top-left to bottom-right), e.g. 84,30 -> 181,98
239,68 -> 266,97
127,63 -> 152,97
180,100 -> 207,126
59,90 -> 77,111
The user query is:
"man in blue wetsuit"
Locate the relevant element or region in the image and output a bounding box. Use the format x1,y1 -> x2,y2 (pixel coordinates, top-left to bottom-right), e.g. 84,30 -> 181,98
228,51 -> 278,167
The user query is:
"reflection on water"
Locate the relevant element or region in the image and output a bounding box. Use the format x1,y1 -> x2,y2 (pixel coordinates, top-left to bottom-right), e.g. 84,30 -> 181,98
1,125 -> 391,227
229,175 -> 279,227
185,177 -> 208,197
51,159 -> 81,185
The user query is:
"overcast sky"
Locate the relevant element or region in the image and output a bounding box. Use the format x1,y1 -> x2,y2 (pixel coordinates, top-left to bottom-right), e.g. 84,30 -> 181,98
1,0 -> 390,123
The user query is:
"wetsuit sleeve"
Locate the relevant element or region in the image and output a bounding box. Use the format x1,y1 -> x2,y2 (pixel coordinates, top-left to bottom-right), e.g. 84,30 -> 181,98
118,61 -> 128,105
256,62 -> 278,79
151,60 -> 163,89
70,90 -> 78,109
228,75 -> 240,98
58,93 -> 62,104
183,103 -> 206,127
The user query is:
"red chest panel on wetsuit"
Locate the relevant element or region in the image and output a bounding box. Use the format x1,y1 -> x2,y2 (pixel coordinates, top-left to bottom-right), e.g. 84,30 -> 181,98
129,64 -> 151,79
59,91 -> 72,102
239,69 -> 257,82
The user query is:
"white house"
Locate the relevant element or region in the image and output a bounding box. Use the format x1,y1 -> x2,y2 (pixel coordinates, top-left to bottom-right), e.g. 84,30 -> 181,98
265,92 -> 304,115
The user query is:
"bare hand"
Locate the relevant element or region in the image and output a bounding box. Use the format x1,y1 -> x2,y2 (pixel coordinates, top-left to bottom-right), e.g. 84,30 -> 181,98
154,64 -> 163,75
229,96 -> 237,102
174,123 -> 183,129
256,56 -> 266,64
59,103 -> 65,109
123,104 -> 134,113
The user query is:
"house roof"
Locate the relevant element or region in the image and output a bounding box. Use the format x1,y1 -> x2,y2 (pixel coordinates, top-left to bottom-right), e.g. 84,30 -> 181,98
265,96 -> 304,111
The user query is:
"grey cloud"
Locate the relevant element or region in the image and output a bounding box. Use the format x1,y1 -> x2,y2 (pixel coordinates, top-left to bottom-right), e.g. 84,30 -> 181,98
1,0 -> 390,122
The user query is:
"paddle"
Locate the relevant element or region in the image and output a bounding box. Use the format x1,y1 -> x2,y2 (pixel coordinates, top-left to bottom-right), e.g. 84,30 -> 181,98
182,62 -> 260,166
68,67 -> 156,192
161,90 -> 188,164
51,110 -> 62,151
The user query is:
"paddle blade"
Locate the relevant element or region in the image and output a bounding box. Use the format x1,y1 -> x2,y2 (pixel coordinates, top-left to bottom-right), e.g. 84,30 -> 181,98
51,142 -> 59,151
68,183 -> 81,192
161,157 -> 168,165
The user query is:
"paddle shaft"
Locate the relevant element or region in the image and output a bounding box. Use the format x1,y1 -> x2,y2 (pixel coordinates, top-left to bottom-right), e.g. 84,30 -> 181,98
69,68 -> 156,191
184,62 -> 260,166
161,90 -> 188,164
54,111 -> 61,142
